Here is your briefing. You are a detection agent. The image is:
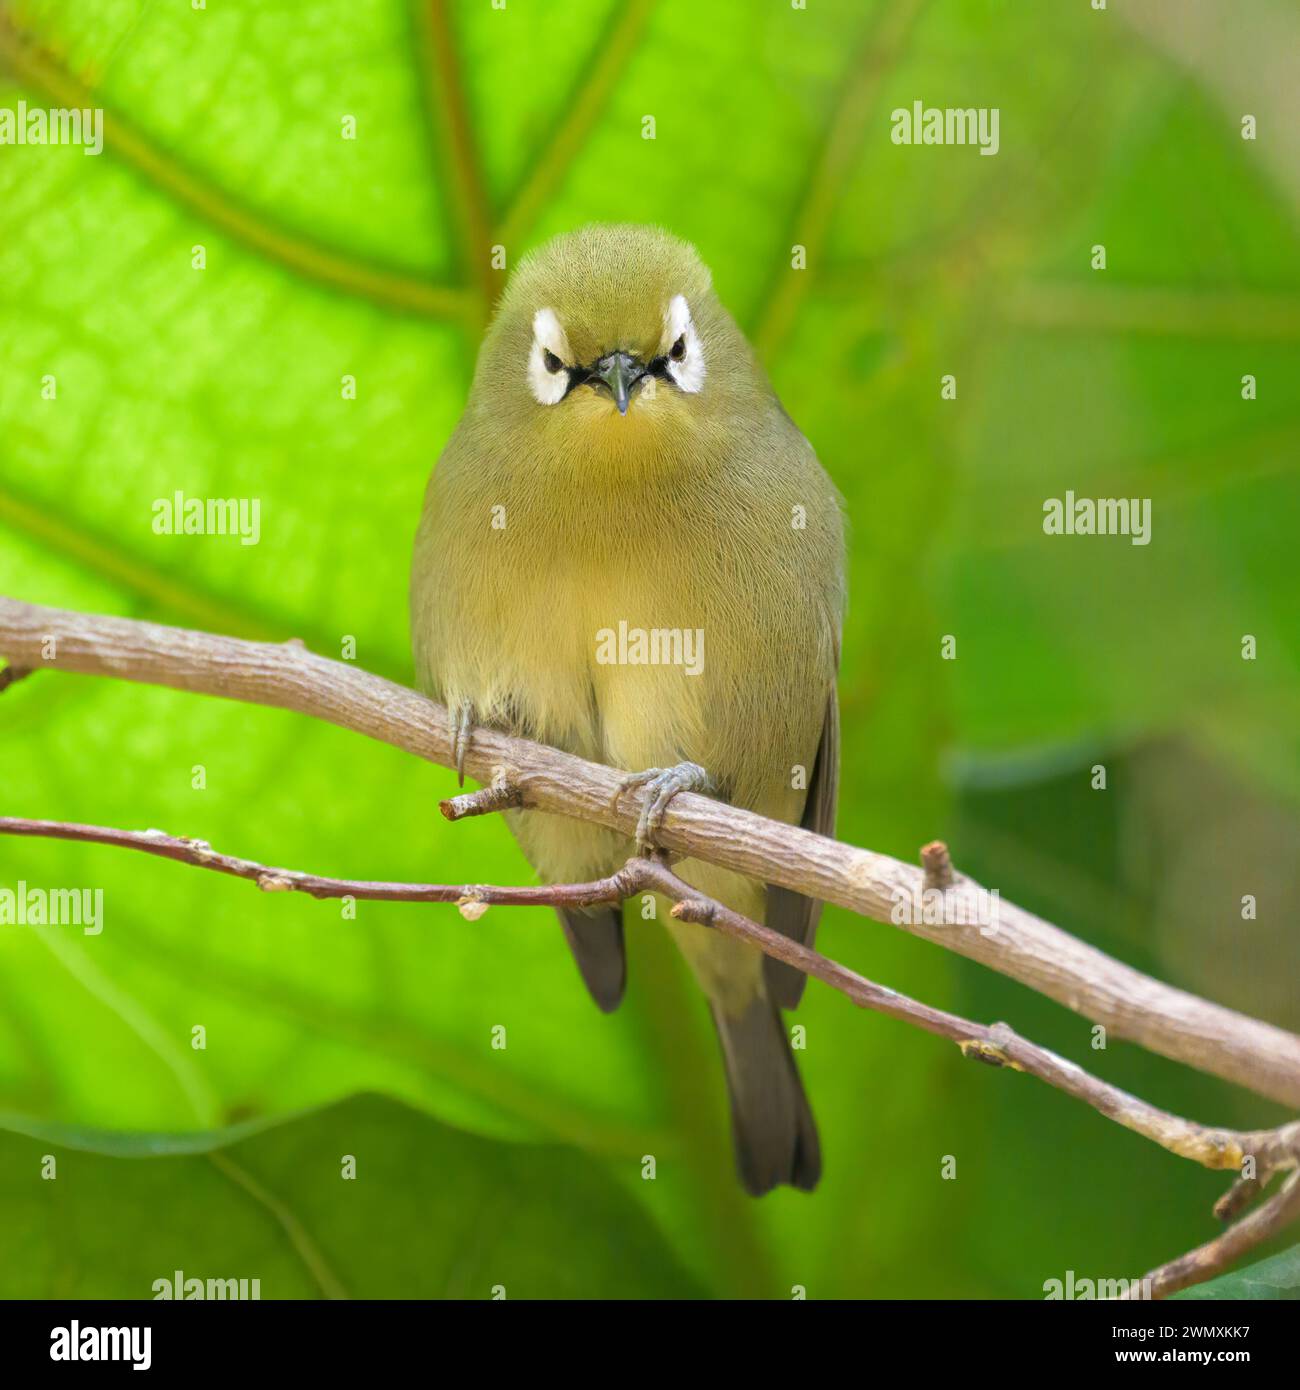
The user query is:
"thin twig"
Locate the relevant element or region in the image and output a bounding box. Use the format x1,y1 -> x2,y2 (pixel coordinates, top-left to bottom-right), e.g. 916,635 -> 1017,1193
1120,1172 -> 1300,1300
3,596 -> 1298,1110
2,814 -> 1296,1203
0,816 -> 620,909
921,839 -> 955,891
4,604 -> 1300,1296
1214,1175 -> 1266,1224
440,781 -> 524,821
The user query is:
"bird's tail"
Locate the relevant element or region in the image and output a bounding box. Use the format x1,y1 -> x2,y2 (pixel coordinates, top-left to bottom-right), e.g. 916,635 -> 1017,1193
710,994 -> 820,1196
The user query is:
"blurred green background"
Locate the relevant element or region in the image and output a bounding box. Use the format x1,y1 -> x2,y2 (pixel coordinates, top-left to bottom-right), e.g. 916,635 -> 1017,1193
1,0 -> 1298,1298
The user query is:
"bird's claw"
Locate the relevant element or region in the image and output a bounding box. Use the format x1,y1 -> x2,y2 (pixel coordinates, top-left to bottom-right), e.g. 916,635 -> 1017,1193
611,760 -> 711,851
451,701 -> 474,786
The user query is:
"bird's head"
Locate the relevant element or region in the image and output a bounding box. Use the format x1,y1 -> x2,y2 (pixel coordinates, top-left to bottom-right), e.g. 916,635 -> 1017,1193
473,225 -> 751,448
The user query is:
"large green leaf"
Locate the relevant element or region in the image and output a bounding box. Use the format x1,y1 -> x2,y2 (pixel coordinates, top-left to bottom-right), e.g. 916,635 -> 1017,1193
2,0 -> 1296,1298
0,1093 -> 703,1297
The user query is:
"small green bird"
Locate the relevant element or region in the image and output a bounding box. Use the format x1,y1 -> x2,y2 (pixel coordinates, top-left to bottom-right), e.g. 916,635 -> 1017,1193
411,224 -> 844,1194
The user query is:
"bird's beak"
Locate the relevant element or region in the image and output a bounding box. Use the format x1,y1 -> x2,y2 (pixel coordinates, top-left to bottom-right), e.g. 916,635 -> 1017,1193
594,351 -> 644,416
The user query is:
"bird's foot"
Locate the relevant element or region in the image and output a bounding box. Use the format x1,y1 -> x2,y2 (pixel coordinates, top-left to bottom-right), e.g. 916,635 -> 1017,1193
611,761 -> 711,851
450,700 -> 475,786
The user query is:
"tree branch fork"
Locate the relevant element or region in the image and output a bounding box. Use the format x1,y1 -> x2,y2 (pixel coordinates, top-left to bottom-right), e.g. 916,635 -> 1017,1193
2,595 -> 1298,1299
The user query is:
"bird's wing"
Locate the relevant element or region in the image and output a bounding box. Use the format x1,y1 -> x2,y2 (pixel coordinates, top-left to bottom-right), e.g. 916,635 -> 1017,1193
764,687 -> 839,1009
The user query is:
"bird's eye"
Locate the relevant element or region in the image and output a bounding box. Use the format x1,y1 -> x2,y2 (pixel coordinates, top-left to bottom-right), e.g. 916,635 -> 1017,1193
670,334 -> 687,362
543,349 -> 564,374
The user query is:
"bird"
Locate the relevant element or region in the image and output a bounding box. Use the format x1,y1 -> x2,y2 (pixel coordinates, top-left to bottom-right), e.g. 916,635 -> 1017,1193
411,224 -> 844,1195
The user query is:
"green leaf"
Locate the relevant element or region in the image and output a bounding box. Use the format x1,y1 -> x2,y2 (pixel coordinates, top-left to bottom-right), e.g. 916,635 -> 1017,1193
1174,1245 -> 1300,1301
0,1093 -> 704,1297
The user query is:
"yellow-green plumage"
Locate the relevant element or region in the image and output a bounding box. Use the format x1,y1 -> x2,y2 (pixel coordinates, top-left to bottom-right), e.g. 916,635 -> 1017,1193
411,224 -> 844,1194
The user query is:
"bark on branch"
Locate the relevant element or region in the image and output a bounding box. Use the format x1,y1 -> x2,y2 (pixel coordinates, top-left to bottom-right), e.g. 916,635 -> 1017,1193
3,811 -> 1298,1300
5,594 -> 1300,1295
4,595 -> 1298,1109
3,809 -> 1298,1178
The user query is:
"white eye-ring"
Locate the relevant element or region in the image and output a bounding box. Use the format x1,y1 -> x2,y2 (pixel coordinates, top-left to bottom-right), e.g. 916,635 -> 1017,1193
527,306 -> 573,405
661,293 -> 705,394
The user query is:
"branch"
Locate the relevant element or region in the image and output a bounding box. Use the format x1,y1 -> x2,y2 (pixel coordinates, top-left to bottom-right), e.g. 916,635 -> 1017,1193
3,815 -> 1296,1178
4,596 -> 1299,1111
1122,1172 -> 1300,1301
440,777 -> 524,822
5,811 -> 1298,1295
